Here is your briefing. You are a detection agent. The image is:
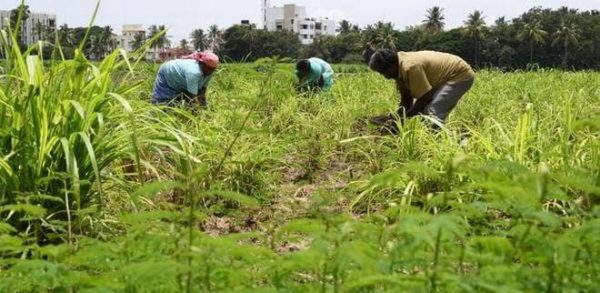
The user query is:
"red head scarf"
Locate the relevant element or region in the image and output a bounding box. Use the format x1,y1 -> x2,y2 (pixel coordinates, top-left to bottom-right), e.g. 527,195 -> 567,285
182,50 -> 220,70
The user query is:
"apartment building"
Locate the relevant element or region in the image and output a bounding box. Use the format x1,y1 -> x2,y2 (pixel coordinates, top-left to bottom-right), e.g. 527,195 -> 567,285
119,24 -> 145,52
264,4 -> 336,45
0,10 -> 56,45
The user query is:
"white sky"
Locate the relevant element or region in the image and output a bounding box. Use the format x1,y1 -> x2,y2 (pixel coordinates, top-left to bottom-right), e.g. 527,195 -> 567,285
1,0 -> 597,43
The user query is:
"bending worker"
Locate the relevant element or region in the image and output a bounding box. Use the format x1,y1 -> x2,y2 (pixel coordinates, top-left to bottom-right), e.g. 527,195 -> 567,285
151,51 -> 220,108
295,57 -> 334,92
368,50 -> 475,132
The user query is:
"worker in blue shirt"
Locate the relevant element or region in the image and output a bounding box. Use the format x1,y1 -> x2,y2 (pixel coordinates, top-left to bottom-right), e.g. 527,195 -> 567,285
151,51 -> 219,108
295,57 -> 334,92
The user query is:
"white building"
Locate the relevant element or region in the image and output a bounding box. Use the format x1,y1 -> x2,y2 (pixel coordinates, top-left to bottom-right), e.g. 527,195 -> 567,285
264,4 -> 336,45
118,24 -> 173,60
0,11 -> 11,32
0,10 -> 56,46
119,24 -> 145,52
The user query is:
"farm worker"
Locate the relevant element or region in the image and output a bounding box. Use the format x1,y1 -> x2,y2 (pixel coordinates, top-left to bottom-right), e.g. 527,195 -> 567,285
368,50 -> 475,133
295,57 -> 334,92
151,51 -> 219,108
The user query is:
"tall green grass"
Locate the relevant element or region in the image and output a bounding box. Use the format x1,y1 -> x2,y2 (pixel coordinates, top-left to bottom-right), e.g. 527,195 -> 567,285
0,6 -> 196,244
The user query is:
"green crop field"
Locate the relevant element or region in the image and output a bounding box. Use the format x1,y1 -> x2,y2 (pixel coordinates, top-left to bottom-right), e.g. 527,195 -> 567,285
1,29 -> 600,292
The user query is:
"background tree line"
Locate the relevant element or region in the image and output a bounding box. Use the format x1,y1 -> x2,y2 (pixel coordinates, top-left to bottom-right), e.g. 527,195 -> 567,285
4,5 -> 599,69
308,6 -> 599,69
214,6 -> 600,69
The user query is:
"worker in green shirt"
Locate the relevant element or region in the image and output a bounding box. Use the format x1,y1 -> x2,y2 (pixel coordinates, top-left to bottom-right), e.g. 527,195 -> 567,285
295,57 -> 334,92
368,50 -> 475,133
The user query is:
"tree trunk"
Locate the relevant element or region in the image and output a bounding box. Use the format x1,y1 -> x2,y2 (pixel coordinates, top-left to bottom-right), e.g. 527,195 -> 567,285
475,38 -> 479,68
563,39 -> 568,68
530,41 -> 534,64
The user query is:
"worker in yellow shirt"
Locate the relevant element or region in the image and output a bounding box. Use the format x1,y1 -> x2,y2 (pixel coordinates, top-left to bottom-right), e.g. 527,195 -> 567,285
368,50 -> 475,133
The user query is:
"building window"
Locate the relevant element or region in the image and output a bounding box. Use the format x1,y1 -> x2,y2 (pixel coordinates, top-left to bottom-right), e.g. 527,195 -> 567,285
301,24 -> 308,29
291,19 -> 294,24
309,35 -> 313,39
276,25 -> 283,30
310,24 -> 314,29
302,35 -> 308,39
315,23 -> 322,30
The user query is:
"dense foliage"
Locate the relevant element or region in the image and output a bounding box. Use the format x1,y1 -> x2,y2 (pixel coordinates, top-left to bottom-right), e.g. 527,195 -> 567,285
309,7 -> 600,69
215,7 -> 600,69
5,4 -> 600,69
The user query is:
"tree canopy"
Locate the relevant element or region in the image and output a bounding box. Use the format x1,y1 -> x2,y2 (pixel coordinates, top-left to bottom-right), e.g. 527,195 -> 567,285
6,5 -> 599,69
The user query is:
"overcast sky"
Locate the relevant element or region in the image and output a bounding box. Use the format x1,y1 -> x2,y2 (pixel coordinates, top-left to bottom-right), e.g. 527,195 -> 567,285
1,1 -> 597,43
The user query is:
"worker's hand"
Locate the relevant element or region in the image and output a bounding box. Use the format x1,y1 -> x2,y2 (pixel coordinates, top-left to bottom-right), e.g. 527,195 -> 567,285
368,113 -> 400,126
379,118 -> 401,135
197,94 -> 208,109
366,114 -> 402,135
368,114 -> 392,126
189,104 -> 202,115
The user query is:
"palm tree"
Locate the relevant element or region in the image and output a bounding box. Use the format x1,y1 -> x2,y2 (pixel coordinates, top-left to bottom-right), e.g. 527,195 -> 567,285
240,25 -> 258,54
147,25 -> 159,42
517,18 -> 547,64
557,6 -> 579,17
374,24 -> 397,49
58,24 -> 73,47
148,25 -> 171,49
338,20 -> 351,34
461,10 -> 487,67
363,21 -> 397,49
102,26 -> 117,54
85,26 -> 114,59
190,28 -> 206,51
157,25 -> 171,48
423,6 -> 445,34
88,34 -> 102,59
32,20 -> 48,44
362,42 -> 375,63
338,20 -> 358,34
492,17 -> 510,40
179,38 -> 189,50
9,4 -> 30,26
9,4 -> 31,46
207,25 -> 223,51
146,25 -> 160,59
305,35 -> 329,58
552,20 -> 581,68
147,25 -> 171,59
158,25 -> 171,48
498,45 -> 517,68
130,32 -> 146,51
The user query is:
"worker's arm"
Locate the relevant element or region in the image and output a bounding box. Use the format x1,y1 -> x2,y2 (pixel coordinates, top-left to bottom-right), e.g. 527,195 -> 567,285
196,86 -> 208,108
396,85 -> 413,118
183,87 -> 207,112
381,90 -> 432,136
403,64 -> 434,117
405,88 -> 436,117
